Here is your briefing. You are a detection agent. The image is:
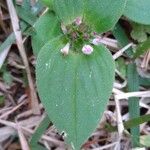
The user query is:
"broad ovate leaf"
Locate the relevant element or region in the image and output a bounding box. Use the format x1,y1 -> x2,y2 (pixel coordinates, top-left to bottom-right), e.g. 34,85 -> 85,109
124,0 -> 150,25
84,0 -> 127,33
32,11 -> 61,55
53,0 -> 84,25
36,39 -> 115,149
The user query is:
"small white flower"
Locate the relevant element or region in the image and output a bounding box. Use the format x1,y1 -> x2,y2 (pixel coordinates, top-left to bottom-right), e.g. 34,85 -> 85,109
60,43 -> 70,55
82,45 -> 93,55
75,17 -> 82,26
92,38 -> 101,45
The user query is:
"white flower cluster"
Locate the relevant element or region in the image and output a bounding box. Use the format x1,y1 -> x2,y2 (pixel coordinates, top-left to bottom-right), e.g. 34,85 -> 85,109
60,17 -> 94,56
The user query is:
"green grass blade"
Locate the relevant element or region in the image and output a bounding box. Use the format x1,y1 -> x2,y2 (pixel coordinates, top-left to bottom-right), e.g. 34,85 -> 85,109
139,77 -> 150,87
112,23 -> 133,57
127,63 -> 140,147
30,115 -> 50,150
105,114 -> 150,132
0,33 -> 15,54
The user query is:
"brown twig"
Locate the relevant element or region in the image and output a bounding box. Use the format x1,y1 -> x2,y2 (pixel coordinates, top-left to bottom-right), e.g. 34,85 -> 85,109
0,100 -> 26,119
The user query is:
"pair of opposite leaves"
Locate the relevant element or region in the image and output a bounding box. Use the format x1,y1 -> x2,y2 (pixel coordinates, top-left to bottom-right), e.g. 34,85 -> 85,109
41,0 -> 150,26
33,0 -> 150,149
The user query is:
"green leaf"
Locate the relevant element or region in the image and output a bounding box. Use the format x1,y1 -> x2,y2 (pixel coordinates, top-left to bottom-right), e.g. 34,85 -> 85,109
41,0 -> 53,9
112,23 -> 133,57
31,2 -> 44,16
115,58 -> 126,78
134,38 -> 150,58
53,0 -> 126,33
36,38 -> 115,149
31,11 -> 61,55
124,0 -> 150,25
84,0 -> 127,33
16,6 -> 37,26
22,0 -> 30,10
0,33 -> 15,54
53,0 -> 84,25
144,25 -> 150,34
131,24 -> 147,43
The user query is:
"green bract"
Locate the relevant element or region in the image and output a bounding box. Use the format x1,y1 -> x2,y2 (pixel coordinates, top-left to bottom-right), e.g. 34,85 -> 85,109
124,0 -> 150,25
53,0 -> 127,33
32,11 -> 61,55
36,38 -> 115,149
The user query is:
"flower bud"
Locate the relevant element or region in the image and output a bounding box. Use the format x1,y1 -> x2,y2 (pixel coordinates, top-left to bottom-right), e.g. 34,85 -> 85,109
82,45 -> 93,55
75,17 -> 82,26
92,38 -> 101,45
60,43 -> 70,55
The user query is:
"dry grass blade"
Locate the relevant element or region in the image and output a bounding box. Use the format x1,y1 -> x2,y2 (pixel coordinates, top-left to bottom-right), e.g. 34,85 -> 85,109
116,91 -> 150,100
113,43 -> 133,60
17,124 -> 30,150
0,100 -> 26,119
114,97 -> 124,136
141,51 -> 150,69
92,142 -> 118,150
0,119 -> 65,147
6,0 -> 40,114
